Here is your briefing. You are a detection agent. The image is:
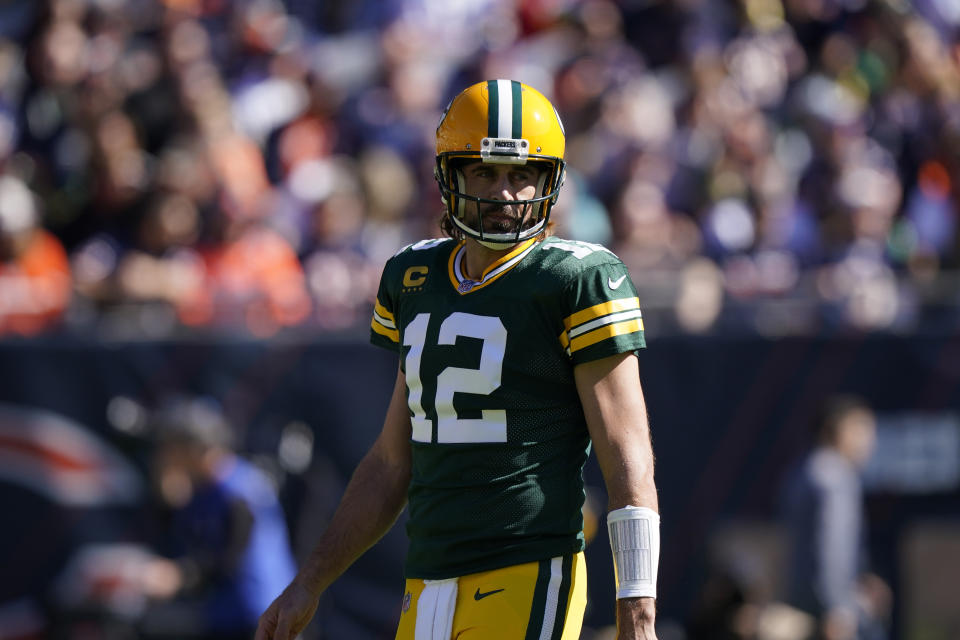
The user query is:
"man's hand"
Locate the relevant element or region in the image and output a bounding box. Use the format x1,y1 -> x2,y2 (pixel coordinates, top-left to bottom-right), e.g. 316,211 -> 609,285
617,597 -> 657,640
255,580 -> 320,640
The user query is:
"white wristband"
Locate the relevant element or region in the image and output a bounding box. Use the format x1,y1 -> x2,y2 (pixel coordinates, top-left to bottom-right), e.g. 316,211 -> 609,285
607,505 -> 660,599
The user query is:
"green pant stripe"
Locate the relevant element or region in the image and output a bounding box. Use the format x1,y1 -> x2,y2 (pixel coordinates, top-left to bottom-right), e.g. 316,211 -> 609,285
511,80 -> 523,138
549,554 -> 573,640
525,558 -> 552,640
487,79 -> 499,138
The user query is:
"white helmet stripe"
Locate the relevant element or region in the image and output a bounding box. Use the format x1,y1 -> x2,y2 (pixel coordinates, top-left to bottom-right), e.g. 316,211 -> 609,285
497,79 -> 513,139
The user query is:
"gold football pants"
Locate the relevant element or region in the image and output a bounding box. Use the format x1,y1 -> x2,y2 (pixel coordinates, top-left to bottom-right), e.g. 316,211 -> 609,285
395,552 -> 587,640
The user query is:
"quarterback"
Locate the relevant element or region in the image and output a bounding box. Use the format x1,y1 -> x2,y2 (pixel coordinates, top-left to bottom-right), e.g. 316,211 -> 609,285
257,80 -> 660,640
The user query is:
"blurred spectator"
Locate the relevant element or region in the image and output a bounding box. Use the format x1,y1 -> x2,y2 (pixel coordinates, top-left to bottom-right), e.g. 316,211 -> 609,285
0,0 -> 957,337
0,174 -> 70,336
140,396 -> 297,640
176,204 -> 312,335
780,396 -> 892,640
118,192 -> 203,300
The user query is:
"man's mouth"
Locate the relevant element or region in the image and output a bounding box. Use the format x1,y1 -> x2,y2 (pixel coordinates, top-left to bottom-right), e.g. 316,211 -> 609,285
482,202 -> 519,220
480,209 -> 515,233
484,210 -> 514,222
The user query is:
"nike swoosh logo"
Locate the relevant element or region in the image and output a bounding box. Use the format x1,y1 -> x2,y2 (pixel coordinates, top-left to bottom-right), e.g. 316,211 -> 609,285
608,274 -> 627,290
474,588 -> 505,601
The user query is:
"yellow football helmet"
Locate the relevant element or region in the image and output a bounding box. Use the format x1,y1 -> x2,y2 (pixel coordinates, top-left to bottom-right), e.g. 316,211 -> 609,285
435,80 -> 566,249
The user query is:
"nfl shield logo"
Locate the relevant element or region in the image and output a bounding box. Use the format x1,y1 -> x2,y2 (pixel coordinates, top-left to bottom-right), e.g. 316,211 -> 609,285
458,281 -> 475,293
402,591 -> 412,613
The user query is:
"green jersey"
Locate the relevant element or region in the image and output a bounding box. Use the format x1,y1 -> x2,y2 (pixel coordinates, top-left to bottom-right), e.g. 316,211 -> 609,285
370,236 -> 646,579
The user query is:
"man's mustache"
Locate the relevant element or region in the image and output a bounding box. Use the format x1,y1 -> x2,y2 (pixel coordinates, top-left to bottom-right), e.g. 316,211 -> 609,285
481,202 -> 523,216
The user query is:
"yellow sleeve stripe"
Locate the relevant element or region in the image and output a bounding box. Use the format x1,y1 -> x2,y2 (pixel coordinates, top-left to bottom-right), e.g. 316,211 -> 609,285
374,300 -> 395,321
559,330 -> 570,351
569,318 -> 644,353
563,297 -> 639,332
569,309 -> 643,340
371,317 -> 399,343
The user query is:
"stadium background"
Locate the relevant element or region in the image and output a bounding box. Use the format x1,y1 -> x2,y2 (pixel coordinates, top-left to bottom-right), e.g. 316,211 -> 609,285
0,0 -> 959,638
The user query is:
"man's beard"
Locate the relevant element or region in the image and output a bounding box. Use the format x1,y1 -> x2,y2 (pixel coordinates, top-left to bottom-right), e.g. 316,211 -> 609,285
476,202 -> 530,234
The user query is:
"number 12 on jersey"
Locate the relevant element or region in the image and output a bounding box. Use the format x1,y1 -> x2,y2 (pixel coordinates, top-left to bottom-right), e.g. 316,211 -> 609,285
403,312 -> 508,444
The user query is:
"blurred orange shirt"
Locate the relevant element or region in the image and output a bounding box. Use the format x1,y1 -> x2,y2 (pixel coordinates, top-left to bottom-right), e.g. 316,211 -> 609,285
0,230 -> 72,336
178,226 -> 311,335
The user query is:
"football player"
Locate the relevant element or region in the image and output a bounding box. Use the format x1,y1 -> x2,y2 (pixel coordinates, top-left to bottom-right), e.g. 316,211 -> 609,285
257,80 -> 660,640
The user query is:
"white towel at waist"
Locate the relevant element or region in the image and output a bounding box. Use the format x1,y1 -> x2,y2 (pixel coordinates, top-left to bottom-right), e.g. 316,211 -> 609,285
415,577 -> 458,640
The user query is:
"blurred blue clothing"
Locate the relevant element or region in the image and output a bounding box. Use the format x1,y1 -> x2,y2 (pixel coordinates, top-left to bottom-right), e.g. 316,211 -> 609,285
906,187 -> 956,256
781,448 -> 865,619
174,456 -> 297,632
781,447 -> 889,640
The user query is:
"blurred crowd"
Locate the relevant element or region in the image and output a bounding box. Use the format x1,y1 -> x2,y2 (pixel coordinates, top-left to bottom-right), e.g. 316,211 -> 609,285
1,0 -> 959,338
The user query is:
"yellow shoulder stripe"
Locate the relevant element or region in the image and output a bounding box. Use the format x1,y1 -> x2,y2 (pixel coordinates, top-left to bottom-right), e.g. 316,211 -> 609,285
374,300 -> 394,321
564,297 -> 639,332
371,317 -> 399,343
569,319 -> 644,353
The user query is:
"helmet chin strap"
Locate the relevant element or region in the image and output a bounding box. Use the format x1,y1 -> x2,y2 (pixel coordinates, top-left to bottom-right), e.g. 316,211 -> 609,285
476,238 -> 522,250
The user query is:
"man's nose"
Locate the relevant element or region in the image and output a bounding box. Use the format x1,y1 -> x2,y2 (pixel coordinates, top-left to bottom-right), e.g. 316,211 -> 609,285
491,171 -> 515,200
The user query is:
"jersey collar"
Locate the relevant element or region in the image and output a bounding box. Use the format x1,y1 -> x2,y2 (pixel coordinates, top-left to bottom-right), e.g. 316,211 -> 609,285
447,238 -> 538,295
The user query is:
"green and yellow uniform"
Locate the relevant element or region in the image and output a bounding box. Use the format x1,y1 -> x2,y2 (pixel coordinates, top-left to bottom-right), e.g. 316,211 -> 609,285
371,235 -> 645,575
395,553 -> 588,640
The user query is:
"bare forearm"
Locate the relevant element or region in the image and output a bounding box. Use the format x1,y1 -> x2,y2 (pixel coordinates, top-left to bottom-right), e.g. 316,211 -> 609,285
575,354 -> 660,639
605,422 -> 659,638
255,367 -> 412,640
297,448 -> 409,596
602,434 -> 658,512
